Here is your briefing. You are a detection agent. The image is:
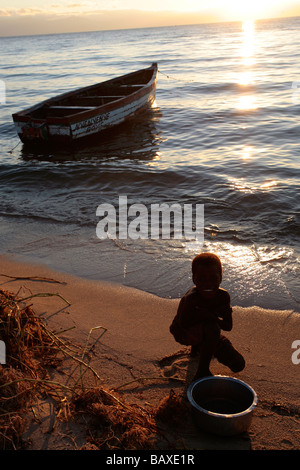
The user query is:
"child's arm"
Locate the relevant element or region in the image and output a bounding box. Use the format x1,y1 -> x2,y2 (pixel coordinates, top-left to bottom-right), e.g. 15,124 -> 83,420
170,296 -> 205,345
217,308 -> 233,331
171,295 -> 213,331
215,291 -> 233,331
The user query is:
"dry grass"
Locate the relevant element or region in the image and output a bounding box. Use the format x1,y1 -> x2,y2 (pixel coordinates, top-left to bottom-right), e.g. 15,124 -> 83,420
0,288 -> 67,448
0,287 -> 188,450
72,388 -> 158,450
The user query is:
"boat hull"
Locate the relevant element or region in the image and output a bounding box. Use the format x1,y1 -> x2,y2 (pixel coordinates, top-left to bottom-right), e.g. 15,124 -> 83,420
12,63 -> 157,145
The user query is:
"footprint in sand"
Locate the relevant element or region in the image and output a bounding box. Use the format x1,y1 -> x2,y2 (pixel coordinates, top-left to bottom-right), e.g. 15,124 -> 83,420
158,348 -> 198,380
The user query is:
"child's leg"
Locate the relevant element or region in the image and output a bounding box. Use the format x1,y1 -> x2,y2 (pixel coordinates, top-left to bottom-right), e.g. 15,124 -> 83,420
179,323 -> 204,349
214,335 -> 245,373
194,322 -> 220,379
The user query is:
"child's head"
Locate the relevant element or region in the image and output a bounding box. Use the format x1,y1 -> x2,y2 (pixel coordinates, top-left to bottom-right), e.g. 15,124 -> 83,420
192,253 -> 223,298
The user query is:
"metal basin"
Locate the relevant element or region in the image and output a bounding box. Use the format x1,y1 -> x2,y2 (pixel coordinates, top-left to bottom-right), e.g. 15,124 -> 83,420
187,375 -> 257,436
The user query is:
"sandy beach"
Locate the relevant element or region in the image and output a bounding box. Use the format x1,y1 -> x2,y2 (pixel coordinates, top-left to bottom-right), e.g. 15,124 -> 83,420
0,253 -> 299,451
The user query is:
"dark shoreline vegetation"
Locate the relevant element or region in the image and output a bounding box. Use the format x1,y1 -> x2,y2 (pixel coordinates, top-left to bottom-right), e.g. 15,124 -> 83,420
0,287 -> 188,450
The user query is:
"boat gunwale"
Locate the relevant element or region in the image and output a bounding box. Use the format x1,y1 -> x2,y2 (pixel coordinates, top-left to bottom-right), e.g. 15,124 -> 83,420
12,64 -> 157,126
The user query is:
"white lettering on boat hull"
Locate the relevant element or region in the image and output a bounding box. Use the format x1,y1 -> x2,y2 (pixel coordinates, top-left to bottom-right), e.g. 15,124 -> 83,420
70,91 -> 155,139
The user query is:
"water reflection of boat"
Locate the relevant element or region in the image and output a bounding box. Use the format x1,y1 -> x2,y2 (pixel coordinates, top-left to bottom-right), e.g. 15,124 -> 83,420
13,63 -> 158,145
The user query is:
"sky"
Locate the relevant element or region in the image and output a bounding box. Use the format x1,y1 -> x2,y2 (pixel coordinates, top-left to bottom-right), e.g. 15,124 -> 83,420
0,0 -> 300,36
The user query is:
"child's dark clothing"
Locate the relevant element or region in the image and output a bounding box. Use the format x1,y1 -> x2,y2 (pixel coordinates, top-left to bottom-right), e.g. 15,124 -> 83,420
170,286 -> 245,375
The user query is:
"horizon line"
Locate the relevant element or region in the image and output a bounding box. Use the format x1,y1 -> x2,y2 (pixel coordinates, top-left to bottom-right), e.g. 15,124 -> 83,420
0,14 -> 299,39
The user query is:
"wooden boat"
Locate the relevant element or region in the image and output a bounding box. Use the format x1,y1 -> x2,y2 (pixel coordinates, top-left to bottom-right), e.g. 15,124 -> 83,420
12,63 -> 158,145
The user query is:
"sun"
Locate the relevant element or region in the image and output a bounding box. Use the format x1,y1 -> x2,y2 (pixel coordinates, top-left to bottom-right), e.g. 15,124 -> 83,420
170,0 -> 286,21
222,0 -> 284,20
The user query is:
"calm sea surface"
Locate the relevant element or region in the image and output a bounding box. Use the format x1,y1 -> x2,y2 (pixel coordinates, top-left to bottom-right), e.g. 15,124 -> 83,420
0,17 -> 299,311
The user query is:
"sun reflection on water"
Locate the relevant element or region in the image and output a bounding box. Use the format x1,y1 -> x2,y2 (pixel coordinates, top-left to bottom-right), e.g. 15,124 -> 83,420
241,145 -> 253,160
237,94 -> 257,110
238,70 -> 254,86
227,176 -> 278,193
236,19 -> 258,111
241,19 -> 255,66
183,239 -> 296,307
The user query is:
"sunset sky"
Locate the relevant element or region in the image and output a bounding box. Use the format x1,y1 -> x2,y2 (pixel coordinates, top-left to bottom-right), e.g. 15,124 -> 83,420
1,0 -> 300,36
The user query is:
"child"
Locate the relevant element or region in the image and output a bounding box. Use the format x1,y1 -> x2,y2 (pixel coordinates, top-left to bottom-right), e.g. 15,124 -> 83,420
170,253 -> 245,379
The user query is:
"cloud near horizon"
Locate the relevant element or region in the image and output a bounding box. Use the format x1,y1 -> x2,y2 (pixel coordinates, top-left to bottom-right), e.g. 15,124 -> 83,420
0,8 -> 44,16
0,5 -> 299,37
0,8 -> 223,37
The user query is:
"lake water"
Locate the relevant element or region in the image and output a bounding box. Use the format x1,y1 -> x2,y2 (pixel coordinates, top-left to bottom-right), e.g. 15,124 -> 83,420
0,17 -> 299,311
